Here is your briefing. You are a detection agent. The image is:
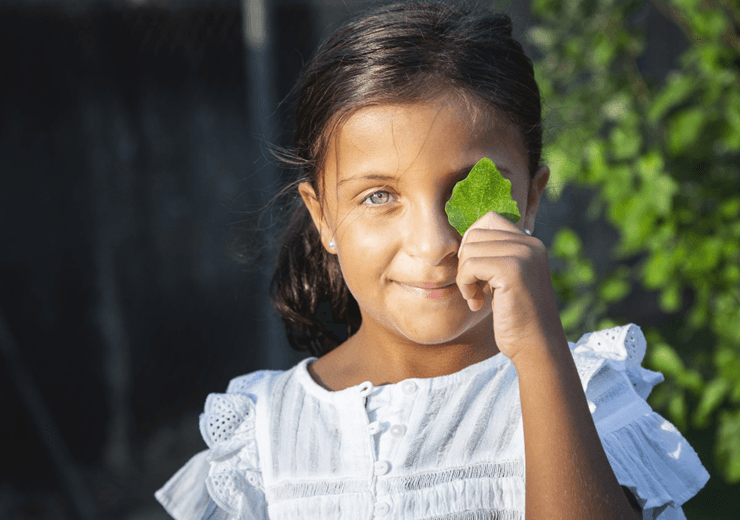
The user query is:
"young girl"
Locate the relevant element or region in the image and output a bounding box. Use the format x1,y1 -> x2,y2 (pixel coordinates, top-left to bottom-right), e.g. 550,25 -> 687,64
155,2 -> 708,519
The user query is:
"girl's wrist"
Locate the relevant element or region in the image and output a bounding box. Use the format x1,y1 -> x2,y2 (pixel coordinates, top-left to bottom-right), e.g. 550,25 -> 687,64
508,328 -> 571,373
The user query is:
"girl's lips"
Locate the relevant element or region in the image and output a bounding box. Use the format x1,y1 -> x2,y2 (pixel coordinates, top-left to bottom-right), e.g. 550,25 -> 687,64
395,281 -> 459,299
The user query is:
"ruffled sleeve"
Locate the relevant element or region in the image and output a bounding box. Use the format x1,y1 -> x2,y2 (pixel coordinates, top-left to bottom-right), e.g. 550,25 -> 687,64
571,324 -> 709,519
155,392 -> 267,520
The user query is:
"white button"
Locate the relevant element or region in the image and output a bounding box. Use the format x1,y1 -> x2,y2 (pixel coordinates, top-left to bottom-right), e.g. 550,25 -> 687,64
368,421 -> 382,435
401,380 -> 417,395
359,381 -> 374,397
374,460 -> 390,476
374,502 -> 390,517
389,424 -> 406,438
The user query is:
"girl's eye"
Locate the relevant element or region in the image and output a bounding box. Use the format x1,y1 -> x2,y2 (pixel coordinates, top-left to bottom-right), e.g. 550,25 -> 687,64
362,191 -> 395,205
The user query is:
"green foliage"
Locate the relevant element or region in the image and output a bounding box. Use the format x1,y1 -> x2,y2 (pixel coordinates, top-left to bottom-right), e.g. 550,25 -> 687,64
445,158 -> 521,235
528,0 -> 740,485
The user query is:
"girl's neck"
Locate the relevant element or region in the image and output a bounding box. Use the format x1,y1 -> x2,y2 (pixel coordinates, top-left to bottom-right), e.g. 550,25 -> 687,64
308,320 -> 500,392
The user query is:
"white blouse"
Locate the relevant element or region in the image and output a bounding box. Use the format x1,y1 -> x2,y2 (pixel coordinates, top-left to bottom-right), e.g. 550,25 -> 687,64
155,324 -> 708,520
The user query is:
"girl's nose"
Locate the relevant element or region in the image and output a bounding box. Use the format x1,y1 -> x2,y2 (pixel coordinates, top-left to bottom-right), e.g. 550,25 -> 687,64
403,202 -> 460,265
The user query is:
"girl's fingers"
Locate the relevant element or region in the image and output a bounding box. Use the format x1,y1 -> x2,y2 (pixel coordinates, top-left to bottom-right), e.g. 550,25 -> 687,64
470,210 -> 524,233
458,211 -> 527,246
457,255 -> 512,299
464,283 -> 485,311
458,239 -> 532,264
457,242 -> 538,309
455,212 -> 541,311
459,228 -> 520,257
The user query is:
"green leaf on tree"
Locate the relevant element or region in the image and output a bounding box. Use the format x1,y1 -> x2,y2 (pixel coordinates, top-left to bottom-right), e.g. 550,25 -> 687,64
445,158 -> 521,235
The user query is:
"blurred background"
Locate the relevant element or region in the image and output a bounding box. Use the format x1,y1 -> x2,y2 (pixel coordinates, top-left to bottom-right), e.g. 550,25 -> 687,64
0,0 -> 738,518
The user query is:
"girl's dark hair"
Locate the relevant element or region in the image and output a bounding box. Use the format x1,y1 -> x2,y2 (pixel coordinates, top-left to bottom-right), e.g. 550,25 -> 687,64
271,0 -> 542,357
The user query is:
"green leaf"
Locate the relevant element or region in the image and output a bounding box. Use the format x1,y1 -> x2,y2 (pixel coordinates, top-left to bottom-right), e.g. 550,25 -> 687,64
527,26 -> 556,48
609,123 -> 642,160
552,228 -> 582,258
445,158 -> 521,236
596,317 -> 619,330
601,92 -> 632,122
677,369 -> 704,394
649,342 -> 686,377
598,267 -> 631,302
659,281 -> 682,313
686,237 -> 723,273
668,108 -> 706,154
720,197 -> 740,219
694,377 -> 731,428
717,408 -> 740,483
724,264 -> 740,284
668,392 -> 688,431
642,249 -> 675,289
560,294 -> 592,331
648,73 -> 695,124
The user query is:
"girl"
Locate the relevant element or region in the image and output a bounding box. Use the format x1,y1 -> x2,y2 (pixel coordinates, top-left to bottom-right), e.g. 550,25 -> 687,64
156,2 -> 708,519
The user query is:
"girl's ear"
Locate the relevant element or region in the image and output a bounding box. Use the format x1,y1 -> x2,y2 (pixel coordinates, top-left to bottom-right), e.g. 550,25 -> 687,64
523,165 -> 550,234
298,182 -> 336,254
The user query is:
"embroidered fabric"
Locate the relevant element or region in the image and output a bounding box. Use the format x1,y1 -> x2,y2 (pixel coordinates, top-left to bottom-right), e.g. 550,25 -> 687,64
571,323 -> 664,400
424,511 -> 522,520
198,393 -> 266,520
377,461 -> 524,495
154,392 -> 267,520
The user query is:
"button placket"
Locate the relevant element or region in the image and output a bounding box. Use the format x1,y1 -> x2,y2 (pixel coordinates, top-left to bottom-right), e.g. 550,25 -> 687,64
361,382 -> 395,518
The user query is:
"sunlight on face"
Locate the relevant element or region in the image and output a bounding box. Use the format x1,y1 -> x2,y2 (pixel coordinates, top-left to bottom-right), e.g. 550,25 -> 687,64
304,96 -> 543,347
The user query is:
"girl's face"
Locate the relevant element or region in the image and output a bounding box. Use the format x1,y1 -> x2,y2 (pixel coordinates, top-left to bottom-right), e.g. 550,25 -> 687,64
300,97 -> 549,349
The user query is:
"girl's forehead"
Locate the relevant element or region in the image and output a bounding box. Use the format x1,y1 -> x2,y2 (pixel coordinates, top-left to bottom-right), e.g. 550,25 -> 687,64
323,100 -> 527,185
339,99 -> 494,140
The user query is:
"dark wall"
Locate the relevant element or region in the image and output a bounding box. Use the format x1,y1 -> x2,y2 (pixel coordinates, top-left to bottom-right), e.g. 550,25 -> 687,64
0,2 -> 316,518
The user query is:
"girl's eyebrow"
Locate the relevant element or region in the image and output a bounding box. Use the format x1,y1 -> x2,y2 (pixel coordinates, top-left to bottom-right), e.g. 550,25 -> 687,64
336,164 -> 514,187
336,173 -> 400,187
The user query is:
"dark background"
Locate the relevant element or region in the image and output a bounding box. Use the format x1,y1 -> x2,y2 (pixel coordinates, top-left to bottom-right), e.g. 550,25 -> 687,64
0,0 -> 728,519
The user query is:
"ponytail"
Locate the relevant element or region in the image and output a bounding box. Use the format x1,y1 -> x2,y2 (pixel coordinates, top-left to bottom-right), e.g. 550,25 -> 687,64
270,197 -> 361,357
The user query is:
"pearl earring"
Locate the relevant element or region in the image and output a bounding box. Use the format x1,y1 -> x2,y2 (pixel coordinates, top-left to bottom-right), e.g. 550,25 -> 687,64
328,240 -> 336,249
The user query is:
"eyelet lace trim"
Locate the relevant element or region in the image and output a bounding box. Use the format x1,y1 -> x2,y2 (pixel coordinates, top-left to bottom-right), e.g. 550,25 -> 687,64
571,324 -> 663,400
199,393 -> 266,518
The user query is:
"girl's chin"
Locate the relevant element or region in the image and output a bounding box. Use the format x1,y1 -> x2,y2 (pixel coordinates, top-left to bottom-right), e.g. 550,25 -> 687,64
393,313 -> 492,346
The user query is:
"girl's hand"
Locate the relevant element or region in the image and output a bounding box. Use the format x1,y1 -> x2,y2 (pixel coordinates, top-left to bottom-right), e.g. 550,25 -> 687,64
456,211 -> 566,362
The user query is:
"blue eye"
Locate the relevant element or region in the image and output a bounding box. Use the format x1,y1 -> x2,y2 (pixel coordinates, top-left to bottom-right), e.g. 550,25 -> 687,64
362,191 -> 394,205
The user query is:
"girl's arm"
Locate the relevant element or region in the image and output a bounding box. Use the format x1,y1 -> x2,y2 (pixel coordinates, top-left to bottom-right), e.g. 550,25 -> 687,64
513,332 -> 642,520
457,211 -> 640,520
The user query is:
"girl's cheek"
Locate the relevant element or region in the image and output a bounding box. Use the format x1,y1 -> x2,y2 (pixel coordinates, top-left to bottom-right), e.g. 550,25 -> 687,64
338,205 -> 399,231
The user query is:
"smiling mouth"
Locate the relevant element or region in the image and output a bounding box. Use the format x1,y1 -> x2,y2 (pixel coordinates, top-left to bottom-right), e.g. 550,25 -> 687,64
395,281 -> 459,300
